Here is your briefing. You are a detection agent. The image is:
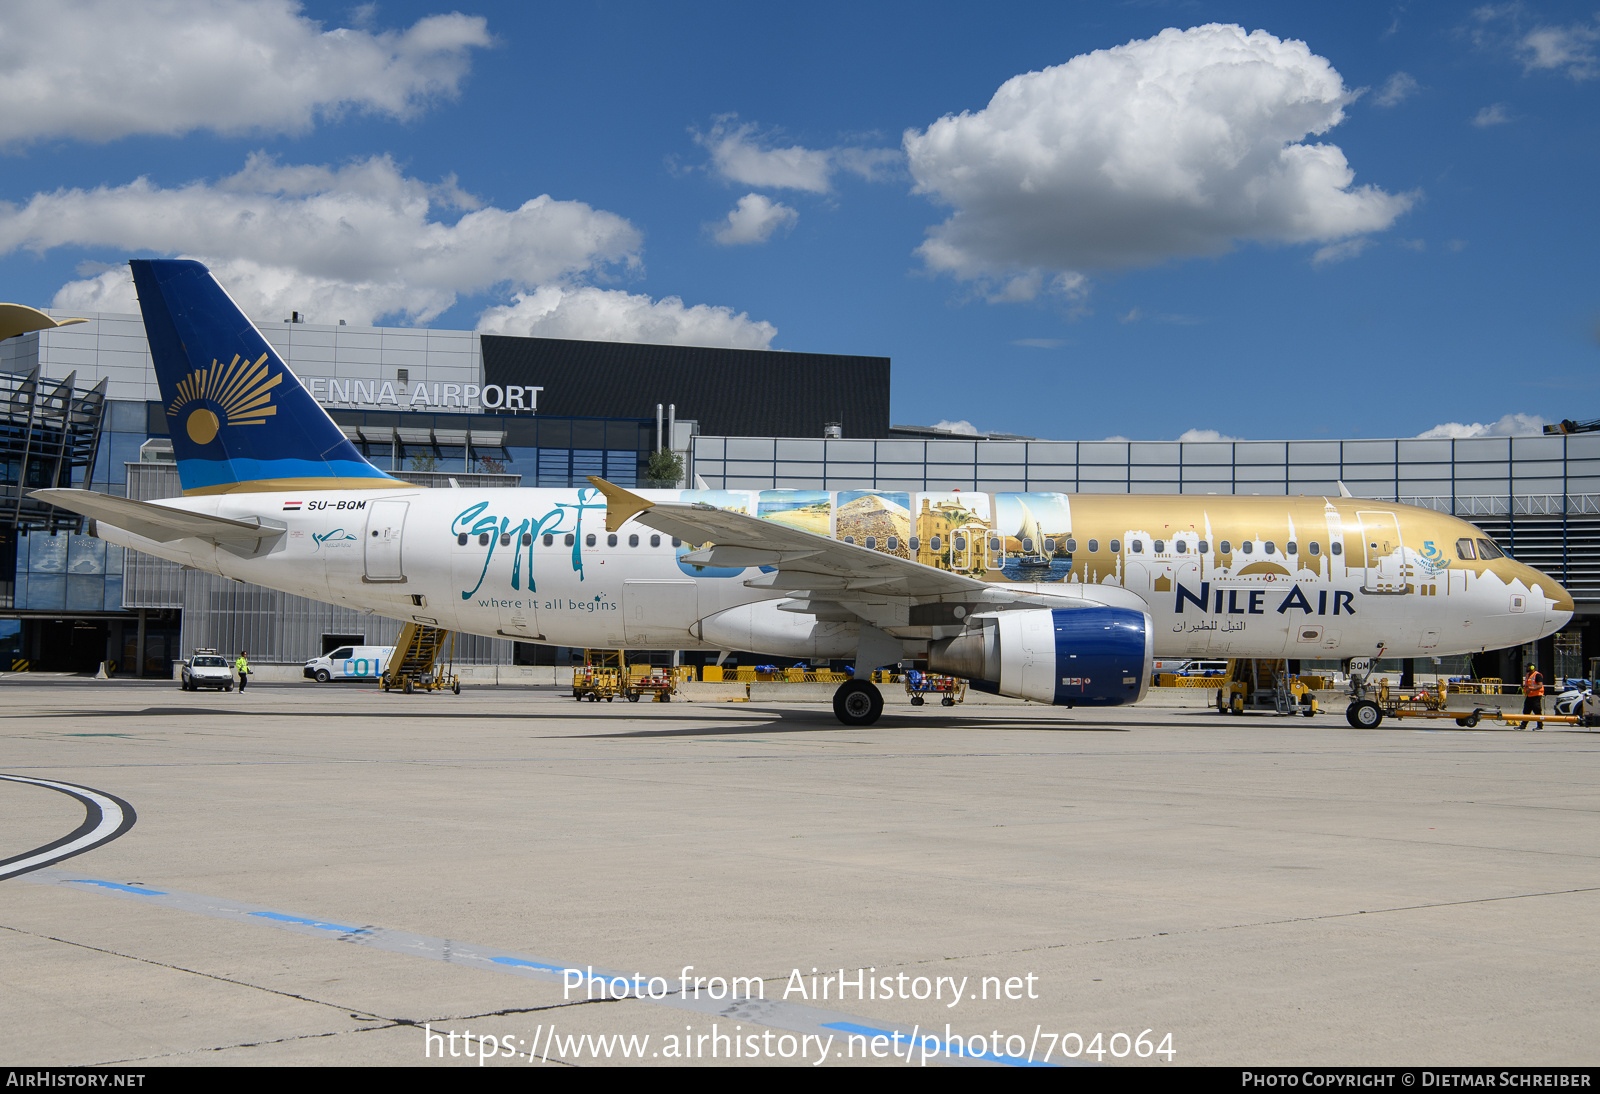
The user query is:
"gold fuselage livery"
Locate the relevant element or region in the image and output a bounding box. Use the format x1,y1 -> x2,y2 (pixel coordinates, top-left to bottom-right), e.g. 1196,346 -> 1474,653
87,485 -> 1572,663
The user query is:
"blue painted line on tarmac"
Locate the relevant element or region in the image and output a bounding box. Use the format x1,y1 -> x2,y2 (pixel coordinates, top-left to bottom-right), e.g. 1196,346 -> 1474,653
250,911 -> 367,934
491,956 -> 568,972
69,879 -> 166,895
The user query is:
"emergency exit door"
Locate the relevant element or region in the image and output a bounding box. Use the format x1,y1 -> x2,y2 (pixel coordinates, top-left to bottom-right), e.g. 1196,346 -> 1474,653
364,500 -> 408,582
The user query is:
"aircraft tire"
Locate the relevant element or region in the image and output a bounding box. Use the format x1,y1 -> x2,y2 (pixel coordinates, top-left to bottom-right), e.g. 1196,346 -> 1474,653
833,681 -> 883,727
315,669 -> 330,684
1347,701 -> 1383,729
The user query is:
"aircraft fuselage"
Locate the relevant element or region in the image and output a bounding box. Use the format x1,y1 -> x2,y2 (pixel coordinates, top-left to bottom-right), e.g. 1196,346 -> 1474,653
94,485 -> 1573,662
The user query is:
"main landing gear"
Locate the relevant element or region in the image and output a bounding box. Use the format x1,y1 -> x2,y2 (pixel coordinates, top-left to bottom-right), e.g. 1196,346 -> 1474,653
833,680 -> 884,726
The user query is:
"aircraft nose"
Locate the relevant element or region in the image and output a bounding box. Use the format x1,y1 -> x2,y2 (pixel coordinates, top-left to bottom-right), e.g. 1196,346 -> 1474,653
1530,566 -> 1574,635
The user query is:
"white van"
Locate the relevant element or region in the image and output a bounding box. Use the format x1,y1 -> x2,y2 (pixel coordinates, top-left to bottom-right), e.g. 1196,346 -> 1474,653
304,646 -> 395,683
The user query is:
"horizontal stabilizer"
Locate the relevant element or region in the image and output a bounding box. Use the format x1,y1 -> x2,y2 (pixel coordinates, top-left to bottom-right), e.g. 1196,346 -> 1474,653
29,488 -> 286,547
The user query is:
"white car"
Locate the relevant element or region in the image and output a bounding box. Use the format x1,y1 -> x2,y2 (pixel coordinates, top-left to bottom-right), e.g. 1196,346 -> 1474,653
181,650 -> 234,691
303,646 -> 395,684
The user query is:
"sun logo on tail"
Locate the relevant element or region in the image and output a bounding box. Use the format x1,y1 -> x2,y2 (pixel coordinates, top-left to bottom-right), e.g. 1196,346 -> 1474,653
165,353 -> 281,444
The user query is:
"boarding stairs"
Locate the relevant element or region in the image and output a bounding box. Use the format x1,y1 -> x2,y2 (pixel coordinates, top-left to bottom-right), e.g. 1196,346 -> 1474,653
382,623 -> 458,694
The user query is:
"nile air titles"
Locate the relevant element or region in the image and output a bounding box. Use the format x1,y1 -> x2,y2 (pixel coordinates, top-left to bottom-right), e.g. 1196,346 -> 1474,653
158,485 -> 1572,662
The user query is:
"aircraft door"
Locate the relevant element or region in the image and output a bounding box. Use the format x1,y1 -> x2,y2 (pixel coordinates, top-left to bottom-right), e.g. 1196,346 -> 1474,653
363,501 -> 408,582
1356,511 -> 1406,594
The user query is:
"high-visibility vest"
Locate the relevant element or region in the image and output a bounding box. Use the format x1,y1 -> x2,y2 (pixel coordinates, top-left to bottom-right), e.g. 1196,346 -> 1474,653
1524,672 -> 1543,697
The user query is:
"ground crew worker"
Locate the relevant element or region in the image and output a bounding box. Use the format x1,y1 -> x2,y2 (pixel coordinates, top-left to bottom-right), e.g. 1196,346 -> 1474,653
1522,665 -> 1544,730
236,650 -> 250,693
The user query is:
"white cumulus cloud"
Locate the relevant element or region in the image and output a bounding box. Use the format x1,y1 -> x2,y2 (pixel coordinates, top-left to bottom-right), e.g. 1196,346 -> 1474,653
694,117 -> 900,193
903,24 -> 1414,294
711,194 -> 798,245
475,286 -> 776,349
1518,22 -> 1598,80
1374,71 -> 1420,106
4,153 -> 642,326
0,0 -> 491,144
1472,102 -> 1512,126
1177,428 -> 1242,442
933,420 -> 979,435
1415,413 -> 1549,439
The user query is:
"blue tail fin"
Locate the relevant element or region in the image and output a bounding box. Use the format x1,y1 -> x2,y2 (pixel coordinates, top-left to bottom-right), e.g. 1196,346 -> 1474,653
130,259 -> 402,496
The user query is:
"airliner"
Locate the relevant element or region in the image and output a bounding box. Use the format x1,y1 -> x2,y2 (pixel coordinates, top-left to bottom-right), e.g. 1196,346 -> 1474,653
33,261 -> 1575,728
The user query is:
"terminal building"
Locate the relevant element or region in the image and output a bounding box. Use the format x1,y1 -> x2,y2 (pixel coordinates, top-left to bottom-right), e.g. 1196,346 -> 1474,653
2,305 -> 1595,683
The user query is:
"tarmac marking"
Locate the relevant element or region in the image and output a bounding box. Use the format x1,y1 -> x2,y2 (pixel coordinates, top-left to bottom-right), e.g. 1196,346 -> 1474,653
0,775 -> 137,880
23,869 -> 1063,1067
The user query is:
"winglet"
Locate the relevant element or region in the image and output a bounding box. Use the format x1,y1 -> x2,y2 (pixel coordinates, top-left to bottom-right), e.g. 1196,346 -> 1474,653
1337,480 -> 1353,498
587,476 -> 655,532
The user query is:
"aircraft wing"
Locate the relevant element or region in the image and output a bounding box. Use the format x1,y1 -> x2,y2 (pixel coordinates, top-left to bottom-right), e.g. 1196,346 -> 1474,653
29,488 -> 287,548
587,477 -> 1111,612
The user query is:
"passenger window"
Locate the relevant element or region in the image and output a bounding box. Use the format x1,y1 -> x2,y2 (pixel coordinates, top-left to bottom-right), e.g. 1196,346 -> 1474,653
909,536 -> 920,551
1220,540 -> 1231,553
931,535 -> 942,552
1455,538 -> 1477,560
1064,538 -> 1076,553
500,533 -> 511,547
629,534 -> 639,547
478,533 -> 490,546
845,536 -> 856,545
1174,541 -> 1185,554
586,534 -> 596,547
1242,541 -> 1254,554
953,535 -> 966,551
564,533 -> 575,547
1309,541 -> 1320,556
887,536 -> 898,551
1153,539 -> 1164,553
1264,541 -> 1275,554
1286,541 -> 1297,555
1087,539 -> 1098,553
1109,539 -> 1121,553
866,536 -> 877,550
607,533 -> 617,547
651,534 -> 661,547
1130,539 -> 1142,554
672,537 -> 681,547
1022,537 -> 1034,553
521,533 -> 531,546
1477,538 -> 1504,560
1045,538 -> 1056,553
1197,540 -> 1208,553
988,537 -> 1001,553
457,533 -> 468,546
543,533 -> 553,547
1331,541 -> 1342,555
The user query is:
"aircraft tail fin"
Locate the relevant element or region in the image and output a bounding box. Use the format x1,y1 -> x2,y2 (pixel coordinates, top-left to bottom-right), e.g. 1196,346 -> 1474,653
130,259 -> 404,496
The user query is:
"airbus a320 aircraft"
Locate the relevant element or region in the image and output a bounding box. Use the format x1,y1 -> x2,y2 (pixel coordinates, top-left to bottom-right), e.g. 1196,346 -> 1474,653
34,261 -> 1575,727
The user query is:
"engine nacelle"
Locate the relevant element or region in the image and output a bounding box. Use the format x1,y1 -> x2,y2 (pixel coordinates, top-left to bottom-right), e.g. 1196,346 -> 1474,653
928,607 -> 1153,707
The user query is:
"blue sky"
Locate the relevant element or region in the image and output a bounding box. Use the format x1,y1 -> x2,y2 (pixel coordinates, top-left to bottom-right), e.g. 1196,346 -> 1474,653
0,1 -> 1595,442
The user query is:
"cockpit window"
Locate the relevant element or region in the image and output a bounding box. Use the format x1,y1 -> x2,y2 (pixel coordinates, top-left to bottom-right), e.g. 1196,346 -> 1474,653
1476,538 -> 1505,560
1455,538 -> 1477,560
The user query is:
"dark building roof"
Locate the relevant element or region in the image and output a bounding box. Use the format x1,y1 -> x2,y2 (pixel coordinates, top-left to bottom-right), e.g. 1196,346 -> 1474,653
481,335 -> 890,439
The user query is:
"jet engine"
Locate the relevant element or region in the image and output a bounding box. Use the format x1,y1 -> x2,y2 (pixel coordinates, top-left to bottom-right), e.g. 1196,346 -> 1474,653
927,606 -> 1153,707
